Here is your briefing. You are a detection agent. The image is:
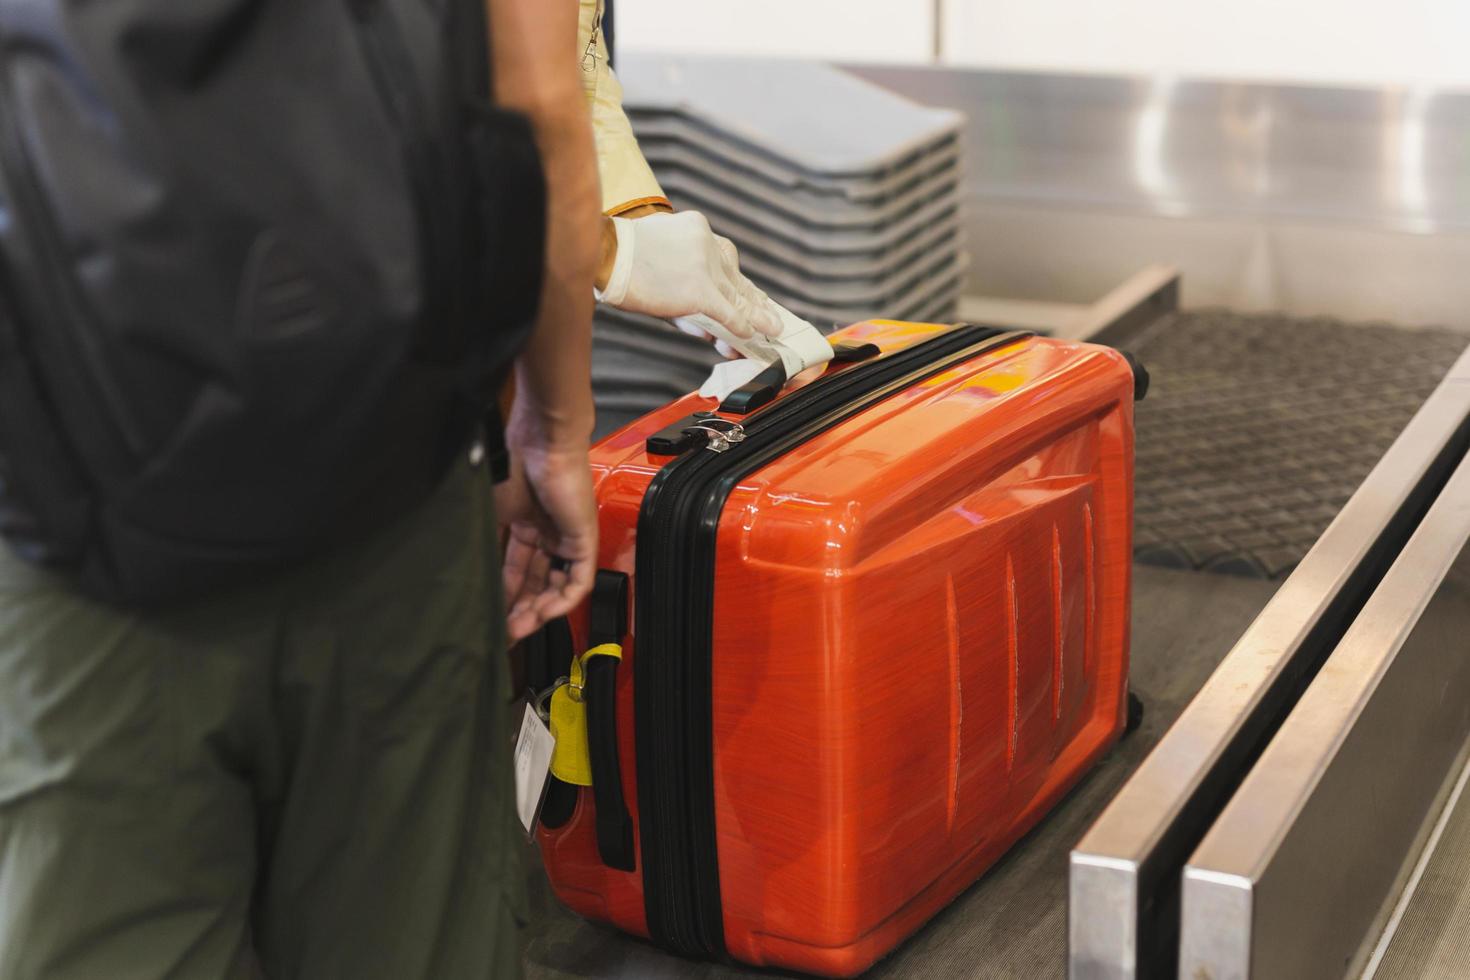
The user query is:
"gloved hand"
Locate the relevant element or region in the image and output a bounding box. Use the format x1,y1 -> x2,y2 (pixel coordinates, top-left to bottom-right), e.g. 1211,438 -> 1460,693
674,319 -> 740,360
596,211 -> 784,341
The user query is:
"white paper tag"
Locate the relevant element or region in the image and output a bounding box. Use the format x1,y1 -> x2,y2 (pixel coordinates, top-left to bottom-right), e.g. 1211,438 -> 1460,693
676,307 -> 835,402
513,703 -> 557,835
697,357 -> 771,400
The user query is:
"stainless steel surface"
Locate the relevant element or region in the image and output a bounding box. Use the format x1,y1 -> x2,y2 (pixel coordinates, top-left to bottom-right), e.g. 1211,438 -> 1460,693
840,65 -> 1470,330
1066,265 -> 1179,343
959,265 -> 1178,341
1181,438 -> 1470,980
1068,345 -> 1470,979
956,295 -> 1085,334
840,68 -> 1470,229
1369,757 -> 1470,979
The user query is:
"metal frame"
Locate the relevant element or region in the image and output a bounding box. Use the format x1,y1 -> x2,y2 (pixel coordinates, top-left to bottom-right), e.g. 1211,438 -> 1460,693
958,265 -> 1179,342
843,64 -> 1470,331
1181,436 -> 1470,980
1068,344 -> 1470,979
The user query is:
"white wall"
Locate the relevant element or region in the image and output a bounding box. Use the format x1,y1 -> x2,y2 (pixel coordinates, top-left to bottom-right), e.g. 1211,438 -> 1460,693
941,0 -> 1470,89
615,0 -> 935,65
617,0 -> 1470,90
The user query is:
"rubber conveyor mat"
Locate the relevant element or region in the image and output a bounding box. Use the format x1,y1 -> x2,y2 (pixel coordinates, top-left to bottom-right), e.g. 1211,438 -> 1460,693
522,566 -> 1279,980
1126,311 -> 1467,579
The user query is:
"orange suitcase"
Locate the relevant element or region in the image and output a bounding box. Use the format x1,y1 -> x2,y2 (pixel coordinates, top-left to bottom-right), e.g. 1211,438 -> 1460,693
534,320 -> 1140,977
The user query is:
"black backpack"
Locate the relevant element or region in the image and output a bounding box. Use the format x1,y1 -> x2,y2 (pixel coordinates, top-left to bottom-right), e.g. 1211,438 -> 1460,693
0,0 -> 545,605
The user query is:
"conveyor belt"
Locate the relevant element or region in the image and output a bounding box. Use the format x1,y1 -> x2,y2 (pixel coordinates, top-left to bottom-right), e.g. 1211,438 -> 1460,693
1127,311 -> 1467,579
521,565 -> 1279,979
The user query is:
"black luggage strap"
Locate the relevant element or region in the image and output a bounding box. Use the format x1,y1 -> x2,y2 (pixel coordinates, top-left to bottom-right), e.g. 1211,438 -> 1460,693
533,618 -> 580,829
586,570 -> 636,871
718,340 -> 881,416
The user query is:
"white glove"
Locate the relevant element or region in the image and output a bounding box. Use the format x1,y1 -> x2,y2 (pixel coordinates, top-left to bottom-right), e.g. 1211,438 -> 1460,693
673,318 -> 736,359
682,305 -> 835,401
596,211 -> 783,340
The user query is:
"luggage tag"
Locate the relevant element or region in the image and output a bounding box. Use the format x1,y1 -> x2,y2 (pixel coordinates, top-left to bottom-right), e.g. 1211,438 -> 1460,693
513,677 -> 567,836
545,643 -> 623,787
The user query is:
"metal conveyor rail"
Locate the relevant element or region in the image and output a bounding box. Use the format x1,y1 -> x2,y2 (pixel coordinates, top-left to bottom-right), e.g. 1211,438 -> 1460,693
1069,344 -> 1470,979
1180,402 -> 1470,979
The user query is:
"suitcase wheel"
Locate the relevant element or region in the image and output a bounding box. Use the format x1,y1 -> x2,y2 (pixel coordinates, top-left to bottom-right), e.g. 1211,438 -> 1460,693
1122,351 -> 1150,402
1126,690 -> 1145,735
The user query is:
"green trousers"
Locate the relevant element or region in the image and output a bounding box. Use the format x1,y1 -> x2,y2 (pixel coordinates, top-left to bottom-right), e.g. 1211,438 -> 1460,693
0,457 -> 525,979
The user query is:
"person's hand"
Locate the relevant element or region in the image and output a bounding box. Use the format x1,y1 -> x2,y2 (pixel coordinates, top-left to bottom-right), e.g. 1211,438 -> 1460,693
496,405 -> 598,643
595,211 -> 784,341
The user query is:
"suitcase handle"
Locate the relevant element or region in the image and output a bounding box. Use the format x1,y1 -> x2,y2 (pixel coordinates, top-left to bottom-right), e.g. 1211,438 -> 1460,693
531,618 -> 580,830
587,571 -> 636,871
718,340 -> 882,415
647,341 -> 884,455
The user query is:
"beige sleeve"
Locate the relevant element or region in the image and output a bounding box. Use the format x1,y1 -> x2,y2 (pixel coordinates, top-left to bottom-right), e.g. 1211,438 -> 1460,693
577,0 -> 668,215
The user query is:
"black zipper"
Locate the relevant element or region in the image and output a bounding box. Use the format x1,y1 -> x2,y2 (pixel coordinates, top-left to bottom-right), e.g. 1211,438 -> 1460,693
0,68 -> 147,457
635,324 -> 1033,957
347,0 -> 453,330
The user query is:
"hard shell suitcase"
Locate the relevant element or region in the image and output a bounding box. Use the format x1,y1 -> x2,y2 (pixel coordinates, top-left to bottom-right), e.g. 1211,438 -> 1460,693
537,319 -> 1139,977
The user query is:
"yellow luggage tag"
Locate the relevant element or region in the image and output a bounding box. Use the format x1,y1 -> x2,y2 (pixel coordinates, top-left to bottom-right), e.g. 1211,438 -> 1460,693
548,643 -> 622,787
